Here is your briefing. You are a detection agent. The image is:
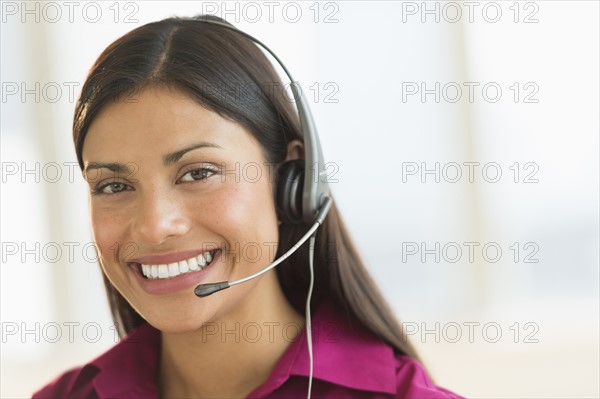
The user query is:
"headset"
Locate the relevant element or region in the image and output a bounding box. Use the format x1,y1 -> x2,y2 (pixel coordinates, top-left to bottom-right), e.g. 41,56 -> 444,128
190,17 -> 334,399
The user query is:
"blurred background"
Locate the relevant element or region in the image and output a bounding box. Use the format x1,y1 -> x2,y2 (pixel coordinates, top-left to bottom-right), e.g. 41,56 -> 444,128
1,1 -> 598,397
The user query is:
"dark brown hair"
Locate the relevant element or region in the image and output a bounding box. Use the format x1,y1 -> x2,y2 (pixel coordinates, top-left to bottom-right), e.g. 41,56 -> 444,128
74,15 -> 423,364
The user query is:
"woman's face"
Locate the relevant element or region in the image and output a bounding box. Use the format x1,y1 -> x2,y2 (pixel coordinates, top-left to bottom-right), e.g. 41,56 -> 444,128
82,86 -> 285,332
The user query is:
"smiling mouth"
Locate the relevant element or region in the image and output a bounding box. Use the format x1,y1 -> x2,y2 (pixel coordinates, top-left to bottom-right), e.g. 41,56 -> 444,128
129,249 -> 220,280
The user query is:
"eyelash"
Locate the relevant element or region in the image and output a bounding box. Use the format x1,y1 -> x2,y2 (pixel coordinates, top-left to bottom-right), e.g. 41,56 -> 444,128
90,167 -> 218,196
178,166 -> 218,183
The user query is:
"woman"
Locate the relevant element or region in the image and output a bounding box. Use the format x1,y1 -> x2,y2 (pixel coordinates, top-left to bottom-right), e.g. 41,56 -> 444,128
33,15 -> 465,399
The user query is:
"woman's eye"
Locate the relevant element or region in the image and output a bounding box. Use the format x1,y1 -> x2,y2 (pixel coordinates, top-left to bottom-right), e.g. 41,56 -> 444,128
92,182 -> 131,195
179,167 -> 217,183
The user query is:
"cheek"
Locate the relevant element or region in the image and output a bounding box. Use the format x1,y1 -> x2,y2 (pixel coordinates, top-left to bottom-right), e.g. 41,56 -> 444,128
90,207 -> 130,268
207,178 -> 279,249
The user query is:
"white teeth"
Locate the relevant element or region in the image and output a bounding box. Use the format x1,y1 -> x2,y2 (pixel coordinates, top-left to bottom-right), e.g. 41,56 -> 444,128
179,260 -> 189,273
189,257 -> 199,271
168,263 -> 179,277
158,265 -> 169,279
139,250 -> 217,279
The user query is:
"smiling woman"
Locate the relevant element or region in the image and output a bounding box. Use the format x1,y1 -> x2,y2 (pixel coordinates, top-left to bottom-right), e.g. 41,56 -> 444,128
32,14 -> 465,399
84,86 -> 289,328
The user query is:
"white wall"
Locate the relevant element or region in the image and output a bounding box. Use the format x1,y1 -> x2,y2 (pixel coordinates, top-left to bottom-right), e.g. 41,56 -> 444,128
1,1 -> 598,397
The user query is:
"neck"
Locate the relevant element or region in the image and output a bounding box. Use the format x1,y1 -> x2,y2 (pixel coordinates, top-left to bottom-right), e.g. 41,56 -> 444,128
158,271 -> 304,398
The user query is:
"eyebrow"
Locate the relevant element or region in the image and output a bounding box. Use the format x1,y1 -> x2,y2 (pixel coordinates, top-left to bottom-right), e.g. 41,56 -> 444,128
84,162 -> 131,177
83,142 -> 224,177
163,142 -> 223,166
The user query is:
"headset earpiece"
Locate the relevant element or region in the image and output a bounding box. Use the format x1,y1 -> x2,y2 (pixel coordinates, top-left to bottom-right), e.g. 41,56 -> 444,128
276,159 -> 305,225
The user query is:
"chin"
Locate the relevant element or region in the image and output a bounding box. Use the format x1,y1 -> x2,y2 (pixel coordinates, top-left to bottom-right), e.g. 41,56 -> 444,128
151,319 -> 204,335
135,295 -> 223,334
144,310 -> 212,335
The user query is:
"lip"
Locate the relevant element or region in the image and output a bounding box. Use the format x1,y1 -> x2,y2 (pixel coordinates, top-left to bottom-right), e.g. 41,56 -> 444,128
129,248 -> 218,265
130,249 -> 222,295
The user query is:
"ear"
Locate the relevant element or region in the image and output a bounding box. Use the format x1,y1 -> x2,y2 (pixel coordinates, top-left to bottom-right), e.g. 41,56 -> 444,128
285,139 -> 304,162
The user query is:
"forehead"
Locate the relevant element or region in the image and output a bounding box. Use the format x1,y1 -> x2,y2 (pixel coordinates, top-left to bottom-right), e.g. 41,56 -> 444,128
82,86 -> 261,162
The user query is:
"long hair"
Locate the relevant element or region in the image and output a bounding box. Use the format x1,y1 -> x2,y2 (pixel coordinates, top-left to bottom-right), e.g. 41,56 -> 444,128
73,15 -> 423,363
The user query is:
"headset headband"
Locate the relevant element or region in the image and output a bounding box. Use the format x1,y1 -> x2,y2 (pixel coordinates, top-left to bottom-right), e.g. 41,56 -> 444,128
196,18 -> 330,224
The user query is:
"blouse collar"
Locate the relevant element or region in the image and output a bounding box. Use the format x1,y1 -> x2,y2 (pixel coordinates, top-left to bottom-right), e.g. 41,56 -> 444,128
67,300 -> 397,398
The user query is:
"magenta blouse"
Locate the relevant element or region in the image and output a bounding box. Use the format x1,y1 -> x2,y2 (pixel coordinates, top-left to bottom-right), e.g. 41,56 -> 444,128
32,301 -> 465,398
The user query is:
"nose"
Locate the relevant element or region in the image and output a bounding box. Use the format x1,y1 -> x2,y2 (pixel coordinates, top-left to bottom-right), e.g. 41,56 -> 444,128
130,187 -> 192,246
